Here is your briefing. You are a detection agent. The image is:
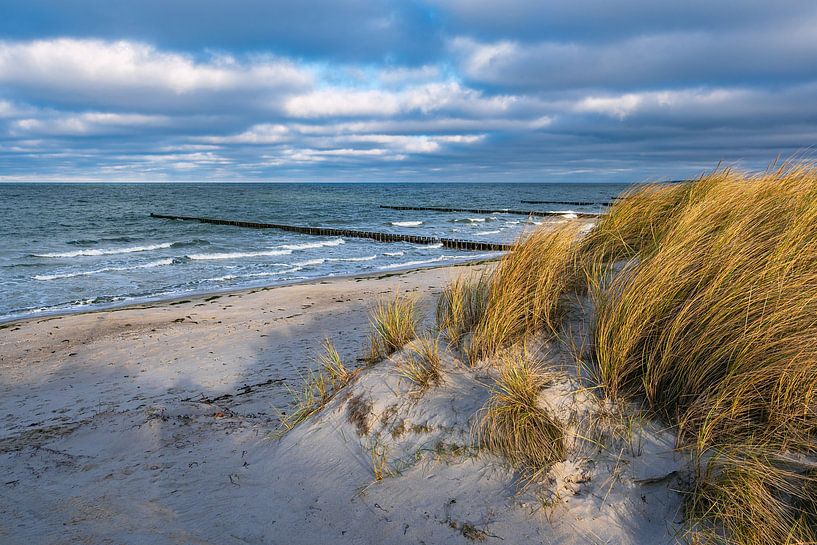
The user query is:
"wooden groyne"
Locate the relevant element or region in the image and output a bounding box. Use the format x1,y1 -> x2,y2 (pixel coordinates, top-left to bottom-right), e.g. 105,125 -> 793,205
520,200 -> 614,206
150,213 -> 512,251
379,205 -> 599,218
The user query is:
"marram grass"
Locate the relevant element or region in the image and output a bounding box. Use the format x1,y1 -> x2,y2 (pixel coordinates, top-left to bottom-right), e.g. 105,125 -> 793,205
368,292 -> 419,362
584,164 -> 817,545
397,335 -> 443,394
478,354 -> 566,471
468,223 -> 582,363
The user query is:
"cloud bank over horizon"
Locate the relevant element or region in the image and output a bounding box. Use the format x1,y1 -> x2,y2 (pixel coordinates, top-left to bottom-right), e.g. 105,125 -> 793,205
1,0 -> 816,182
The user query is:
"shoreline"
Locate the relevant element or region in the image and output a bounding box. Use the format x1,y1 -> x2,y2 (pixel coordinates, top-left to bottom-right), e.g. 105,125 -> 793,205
0,255 -> 502,327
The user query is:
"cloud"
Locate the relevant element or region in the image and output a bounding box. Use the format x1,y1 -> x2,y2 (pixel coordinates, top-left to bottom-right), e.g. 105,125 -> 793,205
10,112 -> 170,136
0,39 -> 313,110
2,2 -> 817,182
284,82 -> 516,118
451,18 -> 817,91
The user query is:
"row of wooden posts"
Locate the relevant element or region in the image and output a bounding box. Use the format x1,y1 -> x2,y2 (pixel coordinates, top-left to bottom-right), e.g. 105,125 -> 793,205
150,213 -> 514,251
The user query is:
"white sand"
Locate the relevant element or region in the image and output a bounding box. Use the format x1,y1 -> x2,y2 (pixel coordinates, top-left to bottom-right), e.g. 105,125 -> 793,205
0,263 -> 687,544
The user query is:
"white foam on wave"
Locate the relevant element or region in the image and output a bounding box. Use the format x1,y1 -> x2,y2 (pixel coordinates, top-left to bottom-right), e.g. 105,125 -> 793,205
475,230 -> 501,236
34,242 -> 173,258
391,221 -> 423,227
384,251 -> 404,257
276,238 -> 345,251
561,213 -> 578,219
295,255 -> 378,267
204,266 -> 304,283
377,253 -> 498,271
188,249 -> 293,260
33,258 -> 174,281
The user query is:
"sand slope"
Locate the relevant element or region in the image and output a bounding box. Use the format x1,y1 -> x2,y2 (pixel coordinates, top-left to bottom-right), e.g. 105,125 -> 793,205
0,266 -> 686,544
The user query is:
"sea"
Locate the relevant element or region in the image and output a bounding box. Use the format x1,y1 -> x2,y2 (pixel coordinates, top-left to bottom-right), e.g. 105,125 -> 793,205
0,182 -> 629,322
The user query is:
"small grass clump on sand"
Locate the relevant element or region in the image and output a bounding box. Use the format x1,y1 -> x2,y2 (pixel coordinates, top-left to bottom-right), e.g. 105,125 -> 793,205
468,223 -> 581,363
368,293 -> 419,362
397,335 -> 443,394
435,272 -> 489,346
479,354 -> 565,472
279,338 -> 354,431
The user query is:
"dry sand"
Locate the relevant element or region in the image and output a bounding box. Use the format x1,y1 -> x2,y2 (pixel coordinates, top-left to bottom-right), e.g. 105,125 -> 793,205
0,262 -> 686,544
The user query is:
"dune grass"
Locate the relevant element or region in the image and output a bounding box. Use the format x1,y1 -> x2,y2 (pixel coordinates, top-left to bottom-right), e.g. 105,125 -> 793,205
479,354 -> 566,472
435,272 -> 489,347
592,166 -> 817,449
687,446 -> 817,545
467,223 -> 581,363
397,335 -> 443,394
368,293 -> 419,362
279,338 -> 354,431
583,164 -> 817,544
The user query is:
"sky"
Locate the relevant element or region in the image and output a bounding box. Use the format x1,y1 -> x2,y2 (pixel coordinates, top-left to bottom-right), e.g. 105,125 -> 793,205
0,1 -> 816,182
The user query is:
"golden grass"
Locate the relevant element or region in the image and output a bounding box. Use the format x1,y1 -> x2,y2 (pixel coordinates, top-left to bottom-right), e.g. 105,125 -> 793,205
435,272 -> 489,346
592,166 -> 817,450
468,223 -> 581,362
479,354 -> 565,471
397,335 -> 443,394
687,447 -> 817,545
368,292 -> 419,362
583,164 -> 817,545
279,338 -> 354,431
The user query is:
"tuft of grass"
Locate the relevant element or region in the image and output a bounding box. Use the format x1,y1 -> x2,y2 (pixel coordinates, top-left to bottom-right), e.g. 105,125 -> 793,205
397,335 -> 443,394
368,292 -> 419,362
468,223 -> 581,362
687,446 -> 817,545
436,272 -> 490,346
479,355 -> 566,472
278,338 -> 354,431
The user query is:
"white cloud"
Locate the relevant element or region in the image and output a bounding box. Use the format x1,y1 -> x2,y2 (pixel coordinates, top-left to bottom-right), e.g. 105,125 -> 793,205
0,39 -> 313,104
284,81 -> 516,118
573,89 -> 747,119
574,94 -> 644,119
11,112 -> 170,135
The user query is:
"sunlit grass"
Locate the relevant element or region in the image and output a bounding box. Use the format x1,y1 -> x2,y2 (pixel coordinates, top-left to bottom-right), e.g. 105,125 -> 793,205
368,292 -> 419,363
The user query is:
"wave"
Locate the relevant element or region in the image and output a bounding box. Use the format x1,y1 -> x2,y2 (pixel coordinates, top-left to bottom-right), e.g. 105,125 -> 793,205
33,258 -> 174,281
275,238 -> 345,251
384,251 -> 404,257
378,253 -> 498,271
475,230 -> 501,236
188,249 -> 293,260
66,236 -> 137,245
33,242 -> 173,258
451,217 -> 486,223
204,267 -> 303,283
390,221 -> 423,227
295,255 -> 378,267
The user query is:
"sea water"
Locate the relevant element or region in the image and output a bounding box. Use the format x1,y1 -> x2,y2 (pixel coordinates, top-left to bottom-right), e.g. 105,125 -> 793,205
0,182 -> 628,321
